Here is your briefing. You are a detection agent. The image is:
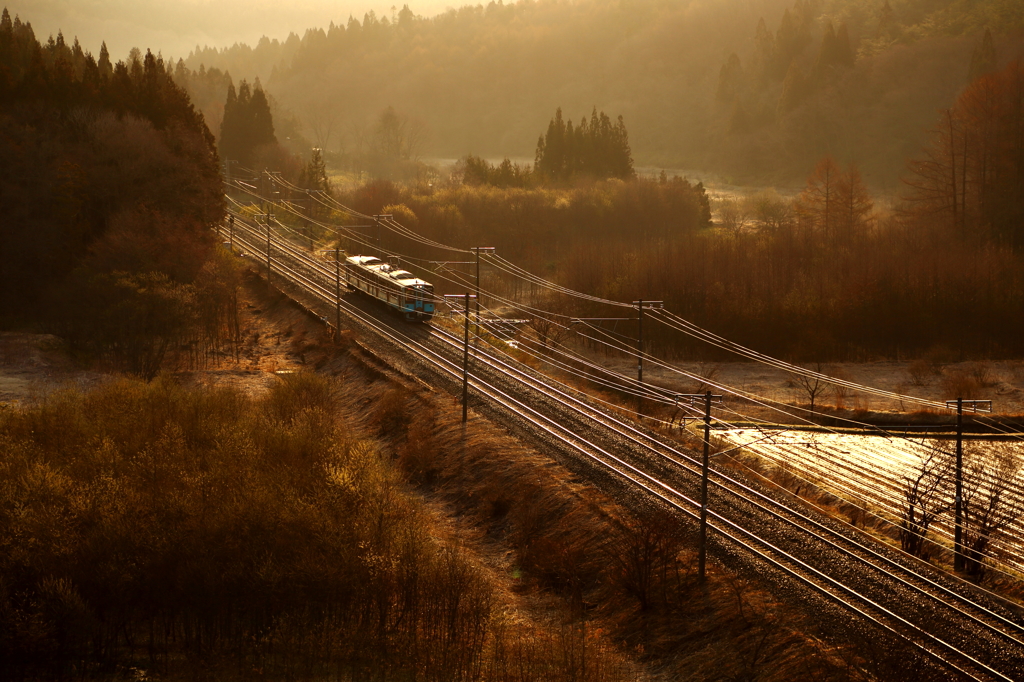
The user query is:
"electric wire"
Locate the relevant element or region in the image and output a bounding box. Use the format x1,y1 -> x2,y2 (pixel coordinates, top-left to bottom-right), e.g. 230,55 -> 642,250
226,215 -> 1024,651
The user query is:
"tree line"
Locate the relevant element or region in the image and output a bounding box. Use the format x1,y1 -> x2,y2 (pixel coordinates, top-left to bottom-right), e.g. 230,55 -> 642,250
534,107 -> 634,182
0,8 -> 235,375
327,58 -> 1023,362
219,77 -> 276,164
183,0 -> 1024,185
460,106 -> 635,188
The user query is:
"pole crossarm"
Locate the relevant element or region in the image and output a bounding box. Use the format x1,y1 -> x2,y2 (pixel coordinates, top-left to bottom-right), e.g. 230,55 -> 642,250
632,300 -> 664,308
945,399 -> 992,413
677,393 -> 725,406
570,317 -> 637,324
442,294 -> 477,311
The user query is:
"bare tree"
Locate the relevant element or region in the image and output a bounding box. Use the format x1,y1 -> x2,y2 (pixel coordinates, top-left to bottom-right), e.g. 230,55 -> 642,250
717,197 -> 745,229
961,442 -> 1024,581
522,292 -> 574,353
744,189 -> 792,230
525,313 -> 573,353
795,363 -> 829,412
604,510 -> 686,614
899,439 -> 954,559
689,360 -> 721,394
305,98 -> 340,152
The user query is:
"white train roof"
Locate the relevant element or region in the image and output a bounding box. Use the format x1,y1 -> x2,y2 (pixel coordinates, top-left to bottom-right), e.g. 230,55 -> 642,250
347,255 -> 431,287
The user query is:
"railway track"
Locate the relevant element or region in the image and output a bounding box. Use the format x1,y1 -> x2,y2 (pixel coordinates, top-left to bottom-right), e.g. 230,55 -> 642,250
224,215 -> 1024,681
720,429 -> 1024,574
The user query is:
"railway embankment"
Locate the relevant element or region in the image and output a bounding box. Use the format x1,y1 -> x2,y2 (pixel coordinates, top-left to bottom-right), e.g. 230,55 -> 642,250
0,274 -> 871,681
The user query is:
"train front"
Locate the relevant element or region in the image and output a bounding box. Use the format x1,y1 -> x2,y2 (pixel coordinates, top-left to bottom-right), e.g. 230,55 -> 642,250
406,282 -> 435,321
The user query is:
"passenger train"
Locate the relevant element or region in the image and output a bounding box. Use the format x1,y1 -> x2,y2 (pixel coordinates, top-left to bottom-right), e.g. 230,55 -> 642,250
344,255 -> 435,322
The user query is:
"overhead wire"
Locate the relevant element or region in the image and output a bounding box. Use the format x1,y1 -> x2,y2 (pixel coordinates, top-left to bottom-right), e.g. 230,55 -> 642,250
228,170 -> 1024,515
453,300 -> 1024,581
228,206 -> 1024,589
227,185 -> 966,434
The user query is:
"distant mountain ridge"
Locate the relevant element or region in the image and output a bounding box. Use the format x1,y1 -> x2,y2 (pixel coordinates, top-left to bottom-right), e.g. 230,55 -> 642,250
182,0 -> 1024,184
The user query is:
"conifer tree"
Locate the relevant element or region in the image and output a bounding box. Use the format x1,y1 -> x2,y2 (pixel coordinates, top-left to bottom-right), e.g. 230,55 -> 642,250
814,22 -> 838,78
717,53 -> 743,102
968,29 -> 996,81
778,63 -> 809,113
219,78 -> 277,164
250,79 -> 277,147
534,107 -> 633,182
835,23 -> 854,67
219,82 -> 241,160
753,17 -> 775,82
299,147 -> 329,191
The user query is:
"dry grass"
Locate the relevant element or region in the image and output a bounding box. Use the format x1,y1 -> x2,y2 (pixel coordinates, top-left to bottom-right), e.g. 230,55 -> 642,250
0,276 -> 893,680
352,374 -> 872,680
0,372 -> 645,682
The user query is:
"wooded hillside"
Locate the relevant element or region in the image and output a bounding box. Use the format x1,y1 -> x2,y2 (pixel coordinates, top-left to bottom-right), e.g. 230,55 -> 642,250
183,0 -> 1024,184
0,9 -> 233,375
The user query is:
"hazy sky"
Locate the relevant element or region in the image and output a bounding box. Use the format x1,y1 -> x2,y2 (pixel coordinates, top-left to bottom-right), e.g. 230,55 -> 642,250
8,0 -> 453,61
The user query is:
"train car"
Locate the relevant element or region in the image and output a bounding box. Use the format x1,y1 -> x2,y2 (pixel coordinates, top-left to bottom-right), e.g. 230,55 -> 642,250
344,255 -> 435,322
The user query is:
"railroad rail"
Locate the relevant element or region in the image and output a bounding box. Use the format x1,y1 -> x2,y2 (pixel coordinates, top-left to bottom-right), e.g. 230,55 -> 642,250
224,213 -> 1024,681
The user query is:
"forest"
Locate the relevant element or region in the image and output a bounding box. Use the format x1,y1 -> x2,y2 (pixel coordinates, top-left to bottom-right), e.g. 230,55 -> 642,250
273,48 -> 1024,362
182,0 -> 1024,185
0,10 -> 237,376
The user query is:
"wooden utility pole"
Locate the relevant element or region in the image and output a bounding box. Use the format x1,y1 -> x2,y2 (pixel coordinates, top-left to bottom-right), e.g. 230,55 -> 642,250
265,215 -> 272,289
679,391 -> 723,581
946,398 -> 991,572
632,300 -> 663,418
463,292 -> 470,422
372,214 -> 392,260
334,249 -> 342,338
445,294 -> 477,423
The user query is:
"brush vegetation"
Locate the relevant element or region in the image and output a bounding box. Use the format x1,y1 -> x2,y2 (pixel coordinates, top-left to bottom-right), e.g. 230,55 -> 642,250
0,306 -> 876,681
0,374 -> 638,681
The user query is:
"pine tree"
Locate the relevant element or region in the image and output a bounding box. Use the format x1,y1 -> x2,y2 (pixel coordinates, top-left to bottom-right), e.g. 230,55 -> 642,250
968,29 -> 996,81
535,108 -> 566,179
753,17 -> 775,82
534,107 -> 633,182
219,82 -> 241,161
877,0 -> 894,37
774,9 -> 799,79
299,147 -> 329,192
611,115 -> 633,179
716,53 -> 743,102
835,23 -> 854,67
814,22 -> 839,79
250,79 -> 277,148
778,63 -> 809,114
219,78 -> 277,164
